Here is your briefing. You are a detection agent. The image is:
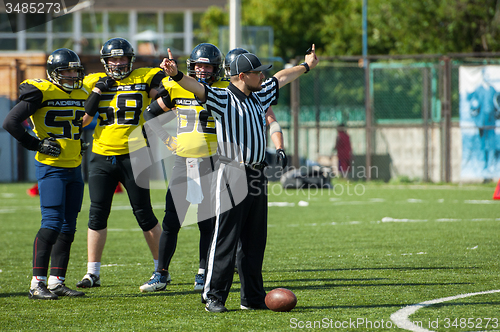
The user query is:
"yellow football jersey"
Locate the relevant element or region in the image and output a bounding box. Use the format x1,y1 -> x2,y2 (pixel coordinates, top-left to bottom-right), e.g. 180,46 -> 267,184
160,78 -> 228,158
20,79 -> 89,168
84,68 -> 165,155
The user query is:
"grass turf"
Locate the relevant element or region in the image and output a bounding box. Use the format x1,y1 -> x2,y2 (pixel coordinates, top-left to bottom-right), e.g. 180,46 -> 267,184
0,181 -> 499,331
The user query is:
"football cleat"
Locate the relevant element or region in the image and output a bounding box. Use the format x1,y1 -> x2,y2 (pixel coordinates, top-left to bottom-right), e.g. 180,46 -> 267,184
76,273 -> 101,288
49,284 -> 85,297
205,297 -> 228,313
240,303 -> 269,310
29,282 -> 58,300
194,273 -> 204,291
139,272 -> 170,292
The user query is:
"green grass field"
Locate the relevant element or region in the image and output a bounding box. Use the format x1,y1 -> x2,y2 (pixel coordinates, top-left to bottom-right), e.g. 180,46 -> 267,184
1,181 -> 499,331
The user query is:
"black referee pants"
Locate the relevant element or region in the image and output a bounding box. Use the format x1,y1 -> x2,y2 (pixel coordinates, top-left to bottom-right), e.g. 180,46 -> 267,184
204,162 -> 268,307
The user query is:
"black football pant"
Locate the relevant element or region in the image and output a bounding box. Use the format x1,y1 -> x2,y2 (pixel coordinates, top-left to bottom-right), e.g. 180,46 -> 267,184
158,156 -> 215,272
87,150 -> 158,232
204,164 -> 267,307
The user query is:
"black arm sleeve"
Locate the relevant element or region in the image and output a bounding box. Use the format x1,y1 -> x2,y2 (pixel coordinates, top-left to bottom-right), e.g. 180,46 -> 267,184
2,100 -> 41,150
85,92 -> 101,116
150,71 -> 167,90
143,98 -> 177,143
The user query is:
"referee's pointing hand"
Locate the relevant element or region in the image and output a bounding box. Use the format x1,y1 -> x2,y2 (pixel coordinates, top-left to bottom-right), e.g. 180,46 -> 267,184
160,49 -> 178,76
304,44 -> 319,71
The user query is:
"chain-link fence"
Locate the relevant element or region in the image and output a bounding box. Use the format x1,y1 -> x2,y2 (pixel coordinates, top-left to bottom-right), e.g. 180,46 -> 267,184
274,54 -> 500,183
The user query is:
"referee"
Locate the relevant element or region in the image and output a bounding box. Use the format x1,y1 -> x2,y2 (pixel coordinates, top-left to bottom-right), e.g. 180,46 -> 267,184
161,44 -> 319,312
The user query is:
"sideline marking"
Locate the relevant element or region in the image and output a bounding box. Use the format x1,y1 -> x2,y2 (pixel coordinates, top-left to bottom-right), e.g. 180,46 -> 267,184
390,289 -> 500,332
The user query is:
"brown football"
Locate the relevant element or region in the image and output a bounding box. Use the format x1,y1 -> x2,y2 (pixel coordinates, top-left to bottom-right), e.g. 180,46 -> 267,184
265,288 -> 297,312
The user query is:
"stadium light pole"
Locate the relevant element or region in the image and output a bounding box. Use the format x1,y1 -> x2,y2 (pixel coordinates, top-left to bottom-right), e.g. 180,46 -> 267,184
362,0 -> 372,180
362,0 -> 367,63
229,0 -> 242,50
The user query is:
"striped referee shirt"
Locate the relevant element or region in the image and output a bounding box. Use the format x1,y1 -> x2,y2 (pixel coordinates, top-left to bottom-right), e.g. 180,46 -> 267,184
201,77 -> 279,165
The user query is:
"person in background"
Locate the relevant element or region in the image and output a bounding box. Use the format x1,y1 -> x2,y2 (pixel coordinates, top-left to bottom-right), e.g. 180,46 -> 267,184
333,123 -> 352,177
3,48 -> 88,299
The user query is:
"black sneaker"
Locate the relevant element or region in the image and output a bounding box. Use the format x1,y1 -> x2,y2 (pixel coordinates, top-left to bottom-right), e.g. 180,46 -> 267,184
205,297 -> 228,313
49,284 -> 85,297
240,303 -> 269,310
29,282 -> 58,300
76,273 -> 100,288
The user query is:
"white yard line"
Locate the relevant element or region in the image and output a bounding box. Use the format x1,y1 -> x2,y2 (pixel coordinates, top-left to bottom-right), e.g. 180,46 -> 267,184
390,289 -> 500,332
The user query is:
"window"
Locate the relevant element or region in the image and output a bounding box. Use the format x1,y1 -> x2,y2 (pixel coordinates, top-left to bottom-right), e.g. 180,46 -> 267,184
26,39 -> 47,50
53,38 -> 74,49
25,14 -> 48,33
164,13 -> 183,33
52,14 -> 72,33
82,13 -> 103,33
108,13 -> 129,34
0,13 -> 14,32
138,13 -> 157,32
0,39 -> 16,50
81,38 -> 103,54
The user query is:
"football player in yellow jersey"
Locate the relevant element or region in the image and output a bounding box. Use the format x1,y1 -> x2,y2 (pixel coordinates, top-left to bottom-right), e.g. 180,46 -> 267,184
3,48 -> 88,299
139,43 -> 225,293
76,38 -> 166,289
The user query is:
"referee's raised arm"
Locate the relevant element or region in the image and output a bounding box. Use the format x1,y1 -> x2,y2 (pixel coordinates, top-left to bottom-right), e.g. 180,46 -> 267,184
274,44 -> 319,89
160,52 -> 207,102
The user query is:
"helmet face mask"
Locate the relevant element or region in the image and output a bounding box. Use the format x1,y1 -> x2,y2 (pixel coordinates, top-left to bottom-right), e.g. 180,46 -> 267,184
187,43 -> 223,84
224,48 -> 248,78
100,38 -> 135,80
46,48 -> 85,92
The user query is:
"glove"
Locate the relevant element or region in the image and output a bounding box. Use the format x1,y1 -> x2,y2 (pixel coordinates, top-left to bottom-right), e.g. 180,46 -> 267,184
165,136 -> 177,151
95,76 -> 116,92
38,137 -> 61,157
80,140 -> 90,155
276,149 -> 287,168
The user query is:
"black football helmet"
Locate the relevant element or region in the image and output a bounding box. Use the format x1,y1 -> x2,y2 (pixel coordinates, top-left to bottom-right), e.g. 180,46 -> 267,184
100,38 -> 136,80
186,43 -> 223,84
46,48 -> 85,92
224,48 -> 248,78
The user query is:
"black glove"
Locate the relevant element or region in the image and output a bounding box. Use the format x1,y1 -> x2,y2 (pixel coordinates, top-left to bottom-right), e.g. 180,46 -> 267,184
80,139 -> 90,155
95,76 -> 116,92
276,149 -> 287,168
38,137 -> 61,157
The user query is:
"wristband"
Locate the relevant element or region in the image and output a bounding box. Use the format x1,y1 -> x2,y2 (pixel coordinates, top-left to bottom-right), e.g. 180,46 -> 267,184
171,71 -> 184,82
300,62 -> 310,74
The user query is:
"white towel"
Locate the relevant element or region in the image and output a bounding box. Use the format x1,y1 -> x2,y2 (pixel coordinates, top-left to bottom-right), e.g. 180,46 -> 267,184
186,158 -> 204,204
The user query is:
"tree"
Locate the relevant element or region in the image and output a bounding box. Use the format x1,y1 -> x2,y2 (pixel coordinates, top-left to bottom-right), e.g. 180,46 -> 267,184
200,0 -> 500,58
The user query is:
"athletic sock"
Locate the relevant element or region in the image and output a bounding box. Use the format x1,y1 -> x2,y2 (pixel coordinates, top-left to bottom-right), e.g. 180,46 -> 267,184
198,268 -> 205,275
87,262 -> 101,277
48,276 -> 65,288
31,276 -> 47,289
154,259 -> 159,272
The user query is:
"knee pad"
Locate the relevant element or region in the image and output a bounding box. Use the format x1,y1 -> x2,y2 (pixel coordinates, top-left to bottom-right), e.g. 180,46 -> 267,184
161,212 -> 181,233
88,203 -> 111,230
134,208 -> 159,232
88,217 -> 108,231
57,232 -> 75,244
